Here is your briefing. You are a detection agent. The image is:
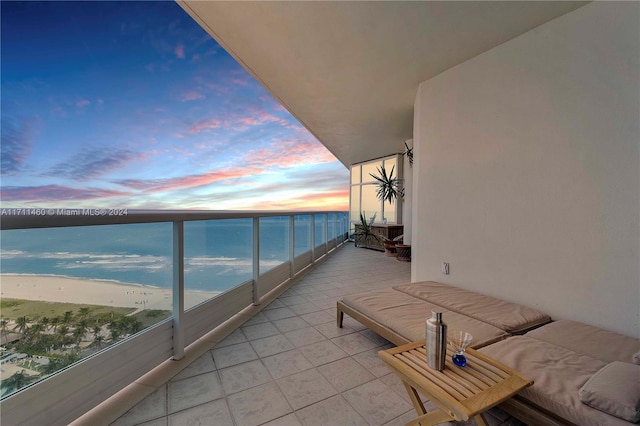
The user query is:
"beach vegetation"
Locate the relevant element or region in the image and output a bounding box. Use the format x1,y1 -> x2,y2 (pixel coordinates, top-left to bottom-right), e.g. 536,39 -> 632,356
38,353 -> 81,375
13,316 -> 29,336
0,300 -> 22,309
0,299 -> 169,399
0,318 -> 8,337
92,325 -> 102,339
91,335 -> 105,348
0,299 -> 133,321
61,311 -> 74,326
0,369 -> 38,394
134,309 -> 171,328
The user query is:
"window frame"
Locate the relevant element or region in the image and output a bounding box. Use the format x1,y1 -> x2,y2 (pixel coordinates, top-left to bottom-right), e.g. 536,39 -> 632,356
349,154 -> 402,228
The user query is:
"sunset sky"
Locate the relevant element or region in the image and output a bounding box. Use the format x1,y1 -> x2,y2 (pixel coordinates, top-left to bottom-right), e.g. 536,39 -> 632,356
1,1 -> 350,211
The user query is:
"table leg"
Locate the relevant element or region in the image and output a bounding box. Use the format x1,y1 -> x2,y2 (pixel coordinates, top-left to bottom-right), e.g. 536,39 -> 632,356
403,382 -> 426,415
473,413 -> 488,426
405,409 -> 453,426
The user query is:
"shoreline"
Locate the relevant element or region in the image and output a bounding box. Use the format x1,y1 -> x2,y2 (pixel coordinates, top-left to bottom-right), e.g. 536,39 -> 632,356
1,272 -> 165,289
0,274 -> 219,311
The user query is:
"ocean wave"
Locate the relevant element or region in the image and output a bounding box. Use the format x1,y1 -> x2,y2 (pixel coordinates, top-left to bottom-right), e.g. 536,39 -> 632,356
0,250 -> 26,258
3,250 -> 286,278
186,256 -> 247,267
58,261 -> 168,272
186,256 -> 283,267
41,252 -> 163,260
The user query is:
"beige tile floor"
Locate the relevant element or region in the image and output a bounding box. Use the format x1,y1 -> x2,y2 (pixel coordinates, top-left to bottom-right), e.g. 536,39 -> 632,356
111,243 -> 525,426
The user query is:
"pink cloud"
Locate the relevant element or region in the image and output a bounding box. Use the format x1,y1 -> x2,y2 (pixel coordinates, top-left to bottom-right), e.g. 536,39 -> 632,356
184,105 -> 299,135
231,78 -> 248,86
174,43 -> 185,59
76,98 -> 90,108
245,138 -> 337,168
170,146 -> 195,157
229,110 -> 292,131
258,112 -> 289,127
1,185 -> 130,202
1,116 -> 35,176
201,81 -> 229,94
236,117 -> 261,126
179,90 -> 205,102
44,148 -> 144,180
114,167 -> 262,193
193,76 -> 236,95
189,117 -> 225,134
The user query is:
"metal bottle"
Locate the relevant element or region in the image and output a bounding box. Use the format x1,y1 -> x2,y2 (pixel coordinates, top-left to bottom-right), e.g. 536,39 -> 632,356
426,311 -> 447,371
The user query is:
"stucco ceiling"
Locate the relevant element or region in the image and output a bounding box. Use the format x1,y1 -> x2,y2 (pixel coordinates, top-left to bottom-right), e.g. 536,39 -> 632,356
178,1 -> 587,168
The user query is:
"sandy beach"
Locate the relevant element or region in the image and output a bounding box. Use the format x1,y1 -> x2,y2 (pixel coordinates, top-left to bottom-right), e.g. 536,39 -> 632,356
0,274 -> 219,312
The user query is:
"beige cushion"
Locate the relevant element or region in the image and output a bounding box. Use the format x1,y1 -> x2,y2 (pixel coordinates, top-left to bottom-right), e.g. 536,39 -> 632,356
341,289 -> 508,348
527,320 -> 640,364
579,362 -> 640,422
393,281 -> 551,334
481,336 -> 631,426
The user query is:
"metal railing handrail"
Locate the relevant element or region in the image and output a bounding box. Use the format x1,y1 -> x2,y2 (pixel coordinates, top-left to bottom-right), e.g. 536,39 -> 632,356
0,208 -> 346,230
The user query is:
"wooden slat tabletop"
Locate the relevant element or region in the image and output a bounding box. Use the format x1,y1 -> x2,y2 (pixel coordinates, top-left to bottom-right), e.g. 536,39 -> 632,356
379,341 -> 533,422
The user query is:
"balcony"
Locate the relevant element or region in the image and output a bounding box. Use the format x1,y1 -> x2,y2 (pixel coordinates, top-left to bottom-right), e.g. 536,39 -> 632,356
0,211 -> 524,425
100,243 -> 525,426
0,211 -> 347,424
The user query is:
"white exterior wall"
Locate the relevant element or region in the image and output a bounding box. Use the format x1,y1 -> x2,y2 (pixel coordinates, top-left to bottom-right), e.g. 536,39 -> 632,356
412,2 -> 639,337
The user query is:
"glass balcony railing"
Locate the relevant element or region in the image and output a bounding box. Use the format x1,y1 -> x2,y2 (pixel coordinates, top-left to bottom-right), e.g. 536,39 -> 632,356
0,210 -> 348,425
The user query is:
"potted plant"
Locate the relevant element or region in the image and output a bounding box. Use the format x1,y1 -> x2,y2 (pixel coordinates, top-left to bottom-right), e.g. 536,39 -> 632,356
369,165 -> 403,204
395,243 -> 411,262
370,165 -> 410,261
353,212 -> 379,249
398,144 -> 413,261
403,140 -> 413,167
380,234 -> 403,257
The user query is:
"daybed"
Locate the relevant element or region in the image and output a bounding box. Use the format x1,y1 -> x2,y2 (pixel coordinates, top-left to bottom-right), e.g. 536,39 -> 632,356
337,281 -> 640,425
337,281 -> 552,348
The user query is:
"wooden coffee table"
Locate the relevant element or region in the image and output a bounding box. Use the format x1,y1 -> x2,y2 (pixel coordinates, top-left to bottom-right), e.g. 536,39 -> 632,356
379,341 -> 533,426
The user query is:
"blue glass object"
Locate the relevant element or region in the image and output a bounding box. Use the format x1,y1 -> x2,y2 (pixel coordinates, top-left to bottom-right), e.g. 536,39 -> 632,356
452,353 -> 467,367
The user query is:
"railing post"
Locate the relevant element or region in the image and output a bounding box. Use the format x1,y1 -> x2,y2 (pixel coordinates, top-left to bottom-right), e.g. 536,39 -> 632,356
342,212 -> 346,242
324,214 -> 329,253
289,215 -> 295,278
252,217 -> 260,305
333,213 -> 338,246
172,221 -> 184,360
311,214 -> 316,263
342,212 -> 347,242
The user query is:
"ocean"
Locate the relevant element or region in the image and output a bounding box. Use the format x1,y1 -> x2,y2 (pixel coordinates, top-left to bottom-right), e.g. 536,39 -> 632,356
0,216 -> 333,293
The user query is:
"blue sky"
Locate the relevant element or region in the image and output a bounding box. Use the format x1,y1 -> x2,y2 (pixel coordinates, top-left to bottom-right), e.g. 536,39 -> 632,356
1,1 -> 349,211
